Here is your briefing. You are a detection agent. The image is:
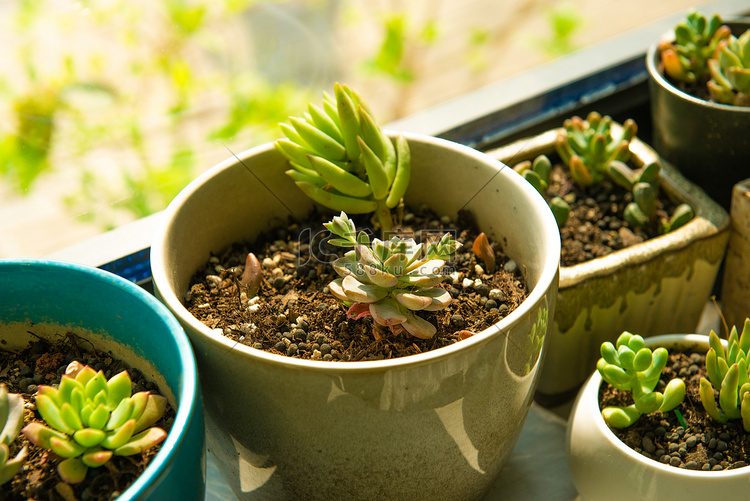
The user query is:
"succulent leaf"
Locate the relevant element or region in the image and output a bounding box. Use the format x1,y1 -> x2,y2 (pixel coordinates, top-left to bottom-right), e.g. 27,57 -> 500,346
400,310 -> 438,339
385,134 -> 411,209
81,448 -> 113,469
0,385 -> 24,447
73,428 -> 106,448
57,457 -> 88,484
0,444 -> 26,486
369,299 -> 408,326
596,332 -> 684,428
133,395 -> 168,435
102,419 -> 136,450
114,427 -> 168,457
601,405 -> 641,428
0,385 -> 27,486
660,379 -> 687,412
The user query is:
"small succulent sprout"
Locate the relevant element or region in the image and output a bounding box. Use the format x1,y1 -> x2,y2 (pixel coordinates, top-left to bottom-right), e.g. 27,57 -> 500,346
707,29 -> 750,106
0,384 -> 27,486
275,83 -> 410,235
22,362 -> 168,484
514,155 -> 570,227
325,212 -> 459,339
623,182 -> 658,228
554,112 -> 637,187
661,203 -> 695,233
609,160 -> 694,235
597,331 -> 686,428
471,232 -> 495,274
240,252 -> 263,297
659,10 -> 731,84
699,319 -> 750,431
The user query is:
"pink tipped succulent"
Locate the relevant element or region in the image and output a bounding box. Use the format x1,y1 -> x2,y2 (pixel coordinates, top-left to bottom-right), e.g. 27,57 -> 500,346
325,212 -> 459,339
22,362 -> 168,484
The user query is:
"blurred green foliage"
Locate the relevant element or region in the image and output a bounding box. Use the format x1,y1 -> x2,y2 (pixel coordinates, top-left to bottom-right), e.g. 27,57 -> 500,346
0,0 -> 565,231
533,4 -> 584,58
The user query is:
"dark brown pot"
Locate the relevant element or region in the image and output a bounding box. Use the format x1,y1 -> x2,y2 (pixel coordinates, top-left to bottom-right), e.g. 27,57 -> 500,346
646,20 -> 750,212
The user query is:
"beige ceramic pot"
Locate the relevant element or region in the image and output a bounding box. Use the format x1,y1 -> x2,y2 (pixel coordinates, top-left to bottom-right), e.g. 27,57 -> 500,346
489,125 -> 730,405
151,132 -> 561,500
567,334 -> 750,501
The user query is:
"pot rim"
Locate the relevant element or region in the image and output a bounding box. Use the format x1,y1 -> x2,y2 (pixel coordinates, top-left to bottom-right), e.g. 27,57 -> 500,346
583,333 -> 750,478
151,131 -> 561,373
0,258 -> 201,499
645,19 -> 750,113
486,124 -> 730,288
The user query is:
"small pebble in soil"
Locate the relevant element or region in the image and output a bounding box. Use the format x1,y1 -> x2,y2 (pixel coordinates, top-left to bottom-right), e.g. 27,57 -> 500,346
451,314 -> 465,329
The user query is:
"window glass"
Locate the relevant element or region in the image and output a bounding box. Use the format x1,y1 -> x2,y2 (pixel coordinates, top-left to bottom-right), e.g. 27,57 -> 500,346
0,0 -> 699,257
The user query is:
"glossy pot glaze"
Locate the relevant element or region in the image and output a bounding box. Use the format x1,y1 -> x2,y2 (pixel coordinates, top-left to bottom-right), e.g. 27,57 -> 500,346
151,132 -> 561,500
489,125 -> 729,404
647,20 -> 750,211
0,259 -> 205,500
567,334 -> 750,501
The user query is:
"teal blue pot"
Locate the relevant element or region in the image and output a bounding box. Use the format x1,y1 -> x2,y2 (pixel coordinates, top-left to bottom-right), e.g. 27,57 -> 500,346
0,259 -> 205,500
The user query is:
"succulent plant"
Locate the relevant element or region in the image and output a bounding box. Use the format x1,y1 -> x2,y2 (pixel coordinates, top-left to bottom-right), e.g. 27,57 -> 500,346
513,155 -> 570,227
554,112 -> 637,187
22,361 -> 168,484
699,319 -> 750,431
275,83 -> 410,235
659,10 -> 731,84
325,212 -> 459,339
0,384 -> 27,486
597,332 -> 686,428
707,29 -> 750,106
608,160 -> 694,234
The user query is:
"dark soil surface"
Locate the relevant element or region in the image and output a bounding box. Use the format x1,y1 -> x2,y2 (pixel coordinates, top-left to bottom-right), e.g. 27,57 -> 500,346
600,349 -> 750,471
544,162 -> 677,267
664,75 -> 713,102
185,206 -> 529,361
0,332 -> 173,500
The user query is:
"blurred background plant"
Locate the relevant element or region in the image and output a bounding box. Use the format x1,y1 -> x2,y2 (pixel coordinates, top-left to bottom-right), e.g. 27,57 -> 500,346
0,0 -> 700,257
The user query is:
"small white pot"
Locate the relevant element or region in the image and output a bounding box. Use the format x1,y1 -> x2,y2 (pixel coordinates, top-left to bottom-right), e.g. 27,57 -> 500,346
567,334 -> 750,501
151,132 -> 561,500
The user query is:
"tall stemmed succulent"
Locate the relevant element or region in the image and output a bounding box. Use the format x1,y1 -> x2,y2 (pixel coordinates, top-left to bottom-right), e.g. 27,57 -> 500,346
707,29 -> 750,106
22,362 -> 168,484
699,319 -> 750,431
0,384 -> 27,486
275,83 -> 410,235
659,10 -> 730,84
513,155 -> 570,227
597,332 -> 686,428
554,112 -> 637,187
609,160 -> 694,234
325,212 -> 458,339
